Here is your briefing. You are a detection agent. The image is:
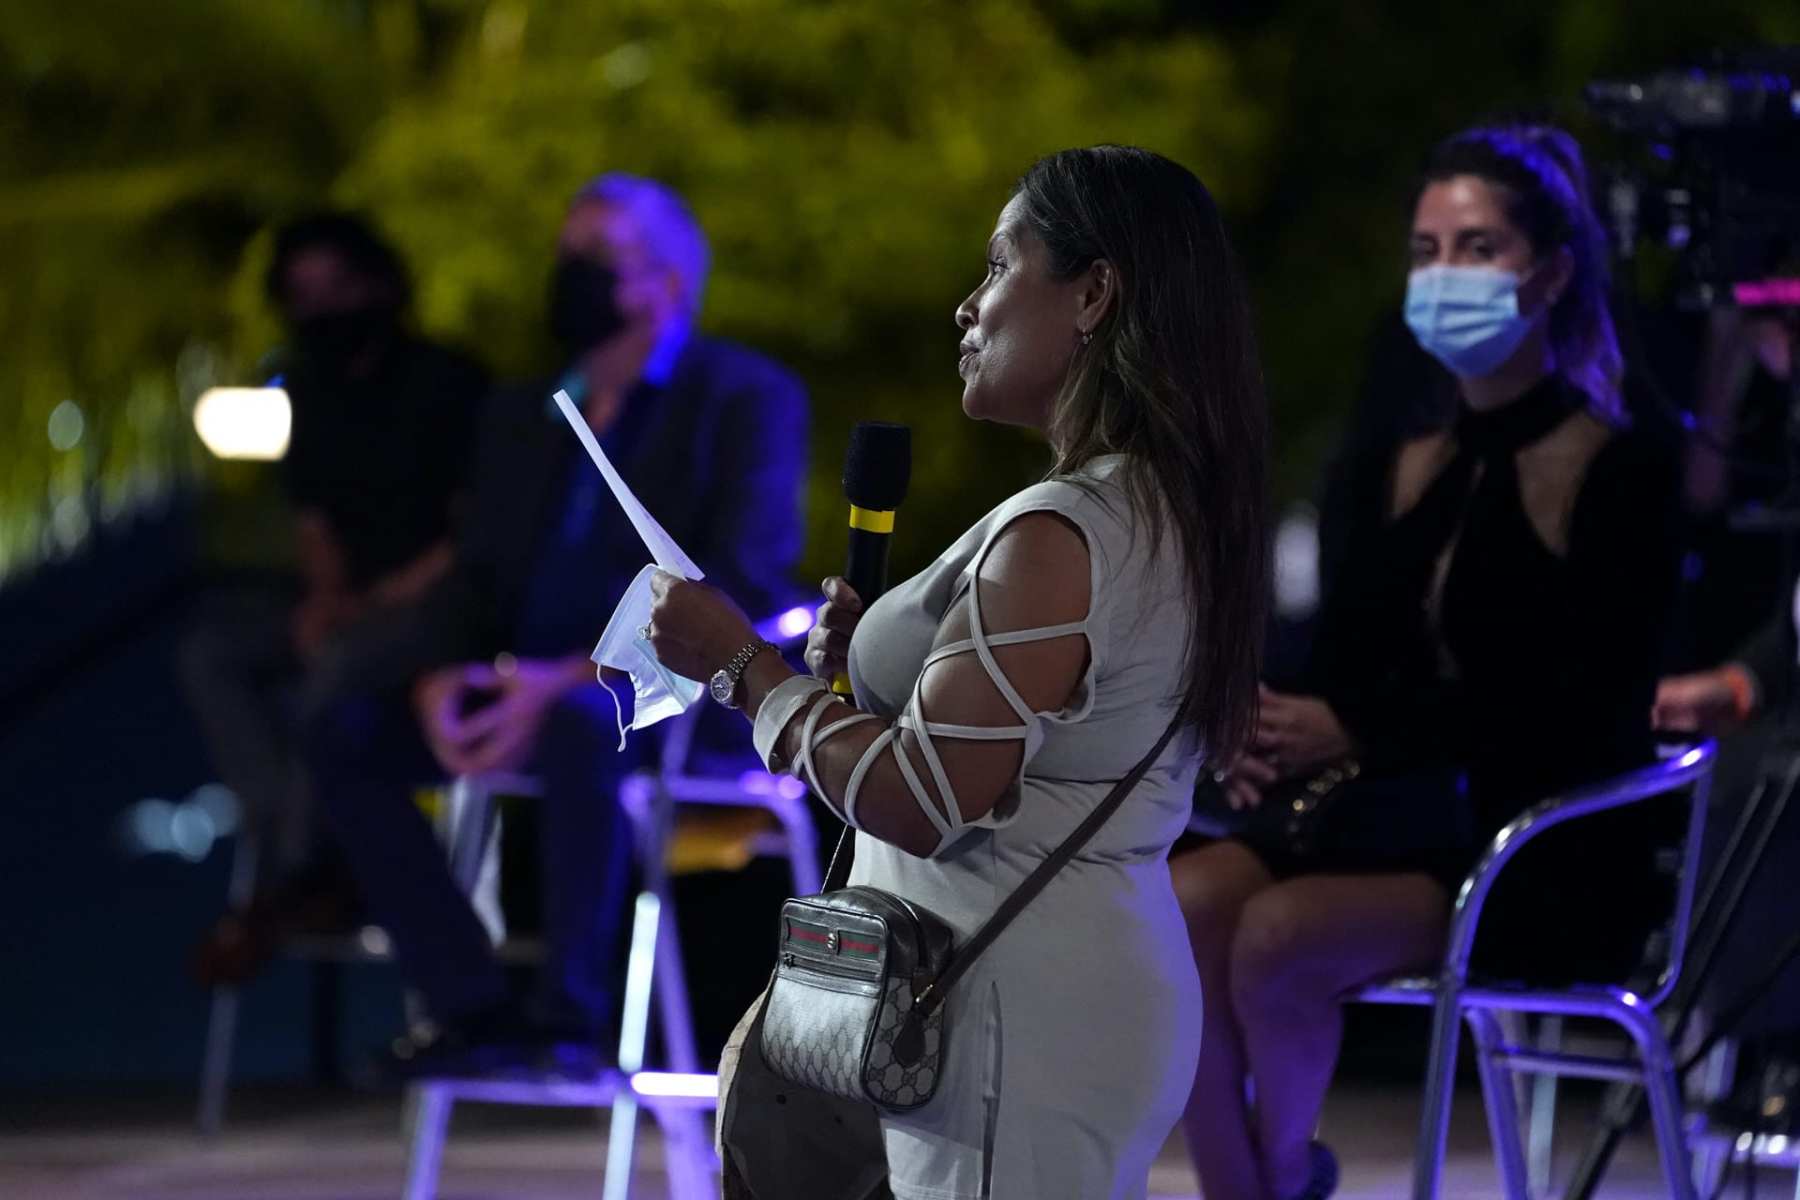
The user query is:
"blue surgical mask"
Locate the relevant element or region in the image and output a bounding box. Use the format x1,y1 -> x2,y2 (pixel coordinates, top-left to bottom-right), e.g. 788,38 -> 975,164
1404,264 -> 1542,378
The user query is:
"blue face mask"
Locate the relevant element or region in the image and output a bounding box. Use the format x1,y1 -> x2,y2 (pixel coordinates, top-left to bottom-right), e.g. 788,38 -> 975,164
1404,264 -> 1543,378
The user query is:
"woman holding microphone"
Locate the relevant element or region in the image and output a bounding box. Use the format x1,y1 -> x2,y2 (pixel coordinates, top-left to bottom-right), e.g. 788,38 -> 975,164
647,145 -> 1269,1199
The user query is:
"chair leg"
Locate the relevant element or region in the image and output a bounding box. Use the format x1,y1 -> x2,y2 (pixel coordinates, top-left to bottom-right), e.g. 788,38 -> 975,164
1526,1016 -> 1563,1197
1692,1038 -> 1738,1197
197,830 -> 259,1135
772,793 -> 821,895
653,883 -> 701,1075
656,1105 -> 721,1200
602,1095 -> 641,1200
1467,1009 -> 1531,1199
196,985 -> 239,1136
604,891 -> 664,1200
1412,981 -> 1465,1200
1614,1000 -> 1698,1200
402,1083 -> 453,1200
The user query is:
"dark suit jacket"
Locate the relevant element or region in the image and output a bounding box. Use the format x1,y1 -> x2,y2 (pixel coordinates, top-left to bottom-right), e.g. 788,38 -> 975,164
406,334 -> 809,674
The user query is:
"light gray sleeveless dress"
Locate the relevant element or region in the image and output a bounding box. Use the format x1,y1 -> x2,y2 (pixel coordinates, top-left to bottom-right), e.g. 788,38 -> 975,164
845,455 -> 1204,1200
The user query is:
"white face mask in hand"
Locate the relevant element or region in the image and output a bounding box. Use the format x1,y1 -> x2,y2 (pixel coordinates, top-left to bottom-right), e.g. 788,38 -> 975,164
593,564 -> 706,750
547,388 -> 709,751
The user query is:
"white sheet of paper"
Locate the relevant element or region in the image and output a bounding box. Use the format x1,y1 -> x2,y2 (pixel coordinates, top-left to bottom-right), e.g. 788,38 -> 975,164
550,388 -> 703,581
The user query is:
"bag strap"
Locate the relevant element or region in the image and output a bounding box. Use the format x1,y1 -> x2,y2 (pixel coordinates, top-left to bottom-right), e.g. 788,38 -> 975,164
915,710 -> 1183,1013
820,710 -> 1183,902
820,713 -> 1184,1009
822,824 -> 856,893
813,710 -> 1184,1014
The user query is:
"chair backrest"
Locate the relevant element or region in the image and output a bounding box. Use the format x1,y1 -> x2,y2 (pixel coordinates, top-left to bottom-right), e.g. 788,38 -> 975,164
1444,741 -> 1715,1007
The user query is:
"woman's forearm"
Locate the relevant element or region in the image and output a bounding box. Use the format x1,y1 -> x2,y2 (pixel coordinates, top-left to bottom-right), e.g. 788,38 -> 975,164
741,659 -> 959,857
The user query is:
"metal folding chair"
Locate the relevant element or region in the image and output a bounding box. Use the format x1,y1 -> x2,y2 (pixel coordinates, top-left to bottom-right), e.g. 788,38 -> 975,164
1347,742 -> 1716,1200
402,623 -> 819,1200
196,797 -> 477,1136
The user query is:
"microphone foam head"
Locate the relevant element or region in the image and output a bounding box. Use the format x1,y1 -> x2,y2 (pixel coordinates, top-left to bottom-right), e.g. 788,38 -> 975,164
843,421 -> 912,511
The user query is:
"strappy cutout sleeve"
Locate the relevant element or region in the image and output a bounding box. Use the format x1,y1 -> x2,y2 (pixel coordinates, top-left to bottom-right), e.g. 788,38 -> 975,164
767,503 -> 1101,858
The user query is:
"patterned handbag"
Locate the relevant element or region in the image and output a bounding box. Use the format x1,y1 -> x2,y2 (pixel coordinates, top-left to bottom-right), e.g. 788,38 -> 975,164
758,714 -> 1182,1114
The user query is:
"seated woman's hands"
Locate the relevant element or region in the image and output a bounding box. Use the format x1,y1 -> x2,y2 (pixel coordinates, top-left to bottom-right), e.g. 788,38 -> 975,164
1652,665 -> 1755,736
1219,685 -> 1356,810
805,576 -> 864,682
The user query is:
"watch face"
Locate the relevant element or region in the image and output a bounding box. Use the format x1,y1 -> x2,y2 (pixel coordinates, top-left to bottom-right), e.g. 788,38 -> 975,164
710,668 -> 736,706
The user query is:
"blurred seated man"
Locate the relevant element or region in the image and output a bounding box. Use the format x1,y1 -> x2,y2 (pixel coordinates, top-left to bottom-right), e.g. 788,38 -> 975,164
181,213 -> 488,974
306,174 -> 808,1074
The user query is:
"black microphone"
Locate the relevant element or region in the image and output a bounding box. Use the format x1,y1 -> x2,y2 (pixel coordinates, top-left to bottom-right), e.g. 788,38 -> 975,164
835,421 -> 911,695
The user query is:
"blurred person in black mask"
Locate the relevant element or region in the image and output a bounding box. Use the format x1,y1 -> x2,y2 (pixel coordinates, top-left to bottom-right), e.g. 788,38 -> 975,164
304,174 -> 808,1074
182,213 -> 488,977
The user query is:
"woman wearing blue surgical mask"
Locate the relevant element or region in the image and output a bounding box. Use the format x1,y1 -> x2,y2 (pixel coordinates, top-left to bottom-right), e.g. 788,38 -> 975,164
1169,124 -> 1682,1200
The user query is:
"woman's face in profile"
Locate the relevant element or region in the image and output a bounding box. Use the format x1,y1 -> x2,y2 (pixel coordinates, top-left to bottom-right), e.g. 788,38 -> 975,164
955,194 -> 1088,430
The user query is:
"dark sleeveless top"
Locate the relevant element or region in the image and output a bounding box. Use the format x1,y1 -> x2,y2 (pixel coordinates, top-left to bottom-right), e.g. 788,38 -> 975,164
1310,376 -> 1681,847
1294,376 -> 1683,978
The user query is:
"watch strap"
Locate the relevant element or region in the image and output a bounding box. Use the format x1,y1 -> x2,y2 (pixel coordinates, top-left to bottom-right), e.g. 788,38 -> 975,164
719,639 -> 778,707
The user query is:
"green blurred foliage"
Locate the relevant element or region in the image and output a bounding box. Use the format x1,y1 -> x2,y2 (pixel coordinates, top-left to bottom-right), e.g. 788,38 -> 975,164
3,0 -> 1797,586
322,0 -> 1272,581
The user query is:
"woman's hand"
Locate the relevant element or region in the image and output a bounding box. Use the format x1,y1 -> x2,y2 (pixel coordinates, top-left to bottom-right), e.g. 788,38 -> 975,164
1253,685 -> 1355,780
412,657 -> 590,775
1217,751 -> 1278,811
646,570 -> 759,684
804,576 -> 863,682
1653,666 -> 1753,736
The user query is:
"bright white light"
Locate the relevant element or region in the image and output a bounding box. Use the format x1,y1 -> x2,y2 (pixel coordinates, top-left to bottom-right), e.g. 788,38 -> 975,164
630,1071 -> 718,1099
1273,505 -> 1321,619
776,606 -> 814,639
735,769 -> 809,801
194,387 -> 291,461
1767,1134 -> 1790,1156
170,805 -> 217,862
1737,1132 -> 1755,1153
51,494 -> 89,551
127,799 -> 177,855
602,42 -> 651,89
188,783 -> 241,838
47,400 -> 85,451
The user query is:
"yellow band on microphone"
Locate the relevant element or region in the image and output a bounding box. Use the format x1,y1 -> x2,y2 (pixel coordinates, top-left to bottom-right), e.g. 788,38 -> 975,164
832,671 -> 854,697
848,506 -> 895,534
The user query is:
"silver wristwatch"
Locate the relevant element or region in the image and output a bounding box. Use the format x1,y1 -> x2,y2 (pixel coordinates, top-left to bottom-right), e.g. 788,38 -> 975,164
710,639 -> 777,709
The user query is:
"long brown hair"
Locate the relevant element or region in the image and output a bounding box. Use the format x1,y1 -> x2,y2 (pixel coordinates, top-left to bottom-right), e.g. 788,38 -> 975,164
1015,146 -> 1269,763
